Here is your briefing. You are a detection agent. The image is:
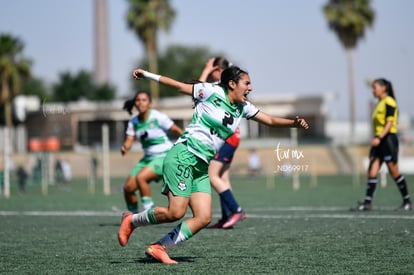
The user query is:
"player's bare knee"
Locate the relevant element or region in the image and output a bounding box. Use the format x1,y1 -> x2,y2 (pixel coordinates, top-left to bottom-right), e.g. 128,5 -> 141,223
197,214 -> 212,227
123,182 -> 136,193
203,216 -> 212,226
167,210 -> 186,221
209,175 -> 220,184
135,175 -> 147,185
368,168 -> 378,178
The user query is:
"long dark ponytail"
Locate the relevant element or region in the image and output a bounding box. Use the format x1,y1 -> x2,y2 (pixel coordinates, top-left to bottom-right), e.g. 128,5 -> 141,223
374,78 -> 396,100
123,91 -> 152,115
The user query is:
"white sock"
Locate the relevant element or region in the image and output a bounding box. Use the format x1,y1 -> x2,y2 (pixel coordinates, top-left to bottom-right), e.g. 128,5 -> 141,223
131,209 -> 154,227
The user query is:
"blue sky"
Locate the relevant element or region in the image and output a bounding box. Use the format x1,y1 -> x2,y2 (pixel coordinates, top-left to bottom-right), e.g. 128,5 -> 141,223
1,0 -> 413,121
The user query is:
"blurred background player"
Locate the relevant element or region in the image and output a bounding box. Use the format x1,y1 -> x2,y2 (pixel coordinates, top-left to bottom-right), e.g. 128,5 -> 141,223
248,148 -> 261,178
198,56 -> 229,84
121,90 -> 183,213
199,57 -> 247,229
16,165 -> 28,194
351,78 -> 412,211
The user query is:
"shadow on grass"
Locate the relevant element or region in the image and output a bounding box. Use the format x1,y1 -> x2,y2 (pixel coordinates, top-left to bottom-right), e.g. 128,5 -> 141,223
98,223 -> 120,227
135,256 -> 198,264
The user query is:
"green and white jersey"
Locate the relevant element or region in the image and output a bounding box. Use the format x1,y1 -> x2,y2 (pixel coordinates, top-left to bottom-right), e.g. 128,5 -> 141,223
126,109 -> 174,159
177,82 -> 259,163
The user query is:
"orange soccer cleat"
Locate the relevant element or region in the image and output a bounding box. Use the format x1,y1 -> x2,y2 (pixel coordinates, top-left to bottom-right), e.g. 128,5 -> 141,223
118,212 -> 135,247
145,244 -> 177,265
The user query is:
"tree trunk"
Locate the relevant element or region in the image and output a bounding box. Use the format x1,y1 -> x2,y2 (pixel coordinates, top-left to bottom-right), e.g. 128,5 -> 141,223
346,48 -> 356,144
1,77 -> 13,127
3,127 -> 11,198
146,38 -> 159,103
4,100 -> 13,128
1,78 -> 14,198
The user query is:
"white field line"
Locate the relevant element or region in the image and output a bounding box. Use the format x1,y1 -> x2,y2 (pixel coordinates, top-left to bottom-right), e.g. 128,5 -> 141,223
246,207 -> 348,211
0,209 -> 413,220
245,214 -> 414,220
0,210 -> 118,216
239,206 -> 404,211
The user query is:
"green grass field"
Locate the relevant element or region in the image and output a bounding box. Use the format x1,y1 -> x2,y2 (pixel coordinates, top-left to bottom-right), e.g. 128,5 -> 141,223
1,175 -> 414,274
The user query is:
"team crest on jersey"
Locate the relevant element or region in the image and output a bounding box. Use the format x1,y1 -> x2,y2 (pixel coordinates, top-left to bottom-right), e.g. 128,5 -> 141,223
198,91 -> 204,98
178,180 -> 186,191
149,120 -> 156,128
235,108 -> 240,117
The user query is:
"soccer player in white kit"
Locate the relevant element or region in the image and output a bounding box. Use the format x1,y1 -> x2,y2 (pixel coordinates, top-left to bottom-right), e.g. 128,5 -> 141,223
121,90 -> 183,213
199,57 -> 248,229
118,66 -> 309,264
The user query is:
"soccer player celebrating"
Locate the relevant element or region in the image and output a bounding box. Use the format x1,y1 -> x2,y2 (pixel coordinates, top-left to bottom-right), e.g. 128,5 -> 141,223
199,57 -> 246,229
118,66 -> 309,264
351,78 -> 412,211
120,91 -> 183,213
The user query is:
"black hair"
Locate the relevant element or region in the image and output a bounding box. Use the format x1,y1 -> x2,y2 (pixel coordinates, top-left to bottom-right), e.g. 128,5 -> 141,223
123,90 -> 152,115
219,66 -> 249,91
213,56 -> 230,70
373,78 -> 396,100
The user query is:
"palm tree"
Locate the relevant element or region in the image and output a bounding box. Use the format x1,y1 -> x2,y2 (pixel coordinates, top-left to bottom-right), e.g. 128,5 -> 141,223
0,34 -> 30,198
0,34 -> 31,127
323,0 -> 375,142
126,0 -> 175,101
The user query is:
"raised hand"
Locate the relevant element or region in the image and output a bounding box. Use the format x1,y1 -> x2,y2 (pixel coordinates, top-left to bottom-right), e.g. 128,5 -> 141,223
132,68 -> 145,80
293,116 -> 309,129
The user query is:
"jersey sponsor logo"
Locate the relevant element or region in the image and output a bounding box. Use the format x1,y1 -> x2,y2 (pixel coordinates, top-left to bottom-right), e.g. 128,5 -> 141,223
149,119 -> 157,128
177,180 -> 187,191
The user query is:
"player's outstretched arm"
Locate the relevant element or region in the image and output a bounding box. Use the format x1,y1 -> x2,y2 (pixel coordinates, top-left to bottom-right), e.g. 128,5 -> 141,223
169,124 -> 184,137
252,111 -> 309,129
132,68 -> 193,96
121,135 -> 134,156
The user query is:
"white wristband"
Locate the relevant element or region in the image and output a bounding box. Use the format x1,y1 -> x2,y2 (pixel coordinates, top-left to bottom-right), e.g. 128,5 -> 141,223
142,71 -> 161,82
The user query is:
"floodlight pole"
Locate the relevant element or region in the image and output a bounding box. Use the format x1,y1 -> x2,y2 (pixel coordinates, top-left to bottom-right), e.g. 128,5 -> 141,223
291,128 -> 300,190
3,127 -> 11,198
88,151 -> 96,195
41,151 -> 48,196
102,124 -> 110,195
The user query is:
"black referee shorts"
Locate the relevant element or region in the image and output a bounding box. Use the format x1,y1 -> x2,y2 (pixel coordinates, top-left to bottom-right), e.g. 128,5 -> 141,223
369,134 -> 399,163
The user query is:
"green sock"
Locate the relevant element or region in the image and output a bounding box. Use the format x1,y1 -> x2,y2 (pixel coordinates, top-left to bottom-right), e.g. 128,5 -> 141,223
141,196 -> 154,210
131,208 -> 158,227
127,203 -> 138,213
157,221 -> 193,249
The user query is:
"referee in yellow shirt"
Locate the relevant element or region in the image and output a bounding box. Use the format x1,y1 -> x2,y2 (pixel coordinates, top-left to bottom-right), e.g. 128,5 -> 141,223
352,78 -> 412,211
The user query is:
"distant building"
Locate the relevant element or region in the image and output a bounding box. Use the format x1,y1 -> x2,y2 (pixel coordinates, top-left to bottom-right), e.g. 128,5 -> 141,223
22,94 -> 329,151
